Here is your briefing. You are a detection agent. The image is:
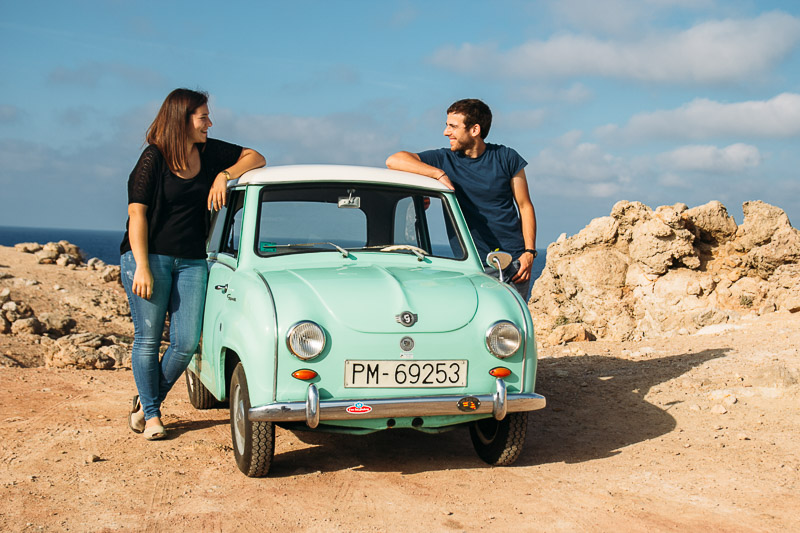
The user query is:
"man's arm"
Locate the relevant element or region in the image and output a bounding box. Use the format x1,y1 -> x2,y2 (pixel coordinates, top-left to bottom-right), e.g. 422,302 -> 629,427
510,168 -> 537,284
385,151 -> 454,190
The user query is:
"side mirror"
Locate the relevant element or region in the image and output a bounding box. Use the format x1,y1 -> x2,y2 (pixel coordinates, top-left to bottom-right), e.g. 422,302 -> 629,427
486,251 -> 512,283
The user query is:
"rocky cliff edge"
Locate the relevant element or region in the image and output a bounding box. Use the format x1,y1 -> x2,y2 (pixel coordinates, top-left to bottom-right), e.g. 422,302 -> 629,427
530,200 -> 800,344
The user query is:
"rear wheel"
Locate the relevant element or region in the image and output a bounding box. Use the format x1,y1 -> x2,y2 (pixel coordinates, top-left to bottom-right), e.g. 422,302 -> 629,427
185,369 -> 217,409
469,412 -> 528,466
230,363 -> 274,477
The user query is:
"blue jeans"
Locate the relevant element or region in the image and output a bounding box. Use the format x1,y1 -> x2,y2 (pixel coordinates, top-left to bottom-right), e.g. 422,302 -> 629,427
121,251 -> 208,420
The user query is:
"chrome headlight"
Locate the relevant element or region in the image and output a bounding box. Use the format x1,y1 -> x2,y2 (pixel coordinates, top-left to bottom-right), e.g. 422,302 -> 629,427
485,321 -> 521,358
286,321 -> 326,360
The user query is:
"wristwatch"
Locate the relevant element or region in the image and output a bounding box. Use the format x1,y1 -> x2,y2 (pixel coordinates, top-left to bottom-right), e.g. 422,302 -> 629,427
222,170 -> 232,180
523,249 -> 538,258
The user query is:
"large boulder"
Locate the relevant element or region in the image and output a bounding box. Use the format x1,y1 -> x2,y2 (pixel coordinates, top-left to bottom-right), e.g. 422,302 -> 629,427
530,200 -> 800,343
44,333 -> 117,370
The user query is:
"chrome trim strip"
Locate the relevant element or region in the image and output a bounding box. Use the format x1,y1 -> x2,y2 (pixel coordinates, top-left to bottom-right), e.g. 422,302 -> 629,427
493,378 -> 507,420
255,272 -> 280,402
249,387 -> 545,425
306,383 -> 320,428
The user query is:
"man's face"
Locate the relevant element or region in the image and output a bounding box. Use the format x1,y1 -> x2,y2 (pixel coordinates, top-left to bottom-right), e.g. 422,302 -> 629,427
444,113 -> 478,152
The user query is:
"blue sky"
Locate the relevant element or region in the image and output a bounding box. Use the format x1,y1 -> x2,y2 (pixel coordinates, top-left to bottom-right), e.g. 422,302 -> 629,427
1,0 -> 799,247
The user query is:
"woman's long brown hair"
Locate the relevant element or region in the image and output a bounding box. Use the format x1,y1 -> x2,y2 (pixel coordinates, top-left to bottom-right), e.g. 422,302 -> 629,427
146,88 -> 208,172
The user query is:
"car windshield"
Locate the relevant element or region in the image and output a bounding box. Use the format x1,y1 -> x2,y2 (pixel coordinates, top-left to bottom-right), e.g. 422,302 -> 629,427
255,183 -> 466,260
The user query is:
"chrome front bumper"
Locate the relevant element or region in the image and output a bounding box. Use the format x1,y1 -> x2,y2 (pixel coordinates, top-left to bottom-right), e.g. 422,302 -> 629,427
248,378 -> 546,429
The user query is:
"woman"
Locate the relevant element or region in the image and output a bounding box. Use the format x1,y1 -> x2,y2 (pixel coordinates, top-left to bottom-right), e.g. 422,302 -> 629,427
121,88 -> 266,440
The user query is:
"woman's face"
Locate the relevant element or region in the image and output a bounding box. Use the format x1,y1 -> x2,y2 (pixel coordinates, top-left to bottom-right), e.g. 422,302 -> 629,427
188,104 -> 212,144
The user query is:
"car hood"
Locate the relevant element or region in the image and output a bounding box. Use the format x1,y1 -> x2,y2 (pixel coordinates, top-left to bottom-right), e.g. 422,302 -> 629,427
261,264 -> 479,333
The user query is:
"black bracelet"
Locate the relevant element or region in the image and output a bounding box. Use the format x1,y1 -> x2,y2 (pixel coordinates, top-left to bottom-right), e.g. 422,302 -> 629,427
523,249 -> 538,258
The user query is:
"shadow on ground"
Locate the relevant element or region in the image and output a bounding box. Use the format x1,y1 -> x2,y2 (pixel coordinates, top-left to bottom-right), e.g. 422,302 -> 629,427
519,347 -> 729,465
257,348 -> 729,476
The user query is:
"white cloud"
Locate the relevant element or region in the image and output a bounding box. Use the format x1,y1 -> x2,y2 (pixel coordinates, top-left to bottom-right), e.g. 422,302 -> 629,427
389,3 -> 418,27
547,0 -> 715,35
227,112 -> 399,166
604,93 -> 800,141
527,138 -> 630,198
495,109 -> 548,131
657,172 -> 692,188
0,105 -> 22,123
513,82 -> 592,103
47,62 -> 165,88
658,143 -> 762,173
430,12 -> 800,84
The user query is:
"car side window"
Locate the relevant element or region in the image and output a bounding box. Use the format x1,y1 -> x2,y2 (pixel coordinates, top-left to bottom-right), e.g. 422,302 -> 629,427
393,197 -> 420,247
220,190 -> 245,258
393,195 -> 464,259
207,203 -> 228,255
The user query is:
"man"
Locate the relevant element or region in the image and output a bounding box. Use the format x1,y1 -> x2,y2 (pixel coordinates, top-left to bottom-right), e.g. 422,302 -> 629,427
386,98 -> 537,298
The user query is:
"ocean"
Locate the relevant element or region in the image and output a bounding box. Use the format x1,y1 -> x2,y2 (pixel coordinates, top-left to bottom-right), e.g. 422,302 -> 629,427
0,226 -> 124,265
0,225 -> 547,280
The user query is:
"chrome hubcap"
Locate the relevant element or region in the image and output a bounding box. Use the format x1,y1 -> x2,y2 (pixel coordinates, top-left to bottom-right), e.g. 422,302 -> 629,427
233,384 -> 246,453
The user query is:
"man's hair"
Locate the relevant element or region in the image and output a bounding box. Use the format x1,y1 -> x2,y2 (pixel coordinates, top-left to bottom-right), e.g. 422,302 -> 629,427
447,99 -> 492,139
146,88 -> 209,172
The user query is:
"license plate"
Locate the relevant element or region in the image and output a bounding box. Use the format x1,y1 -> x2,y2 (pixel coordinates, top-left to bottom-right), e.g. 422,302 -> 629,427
345,360 -> 467,388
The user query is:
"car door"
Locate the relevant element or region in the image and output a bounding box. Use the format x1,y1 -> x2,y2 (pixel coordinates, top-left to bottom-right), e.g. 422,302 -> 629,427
200,190 -> 244,397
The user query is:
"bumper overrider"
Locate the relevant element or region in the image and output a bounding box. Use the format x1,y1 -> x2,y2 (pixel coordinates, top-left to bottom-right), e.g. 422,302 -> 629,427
249,378 -> 546,429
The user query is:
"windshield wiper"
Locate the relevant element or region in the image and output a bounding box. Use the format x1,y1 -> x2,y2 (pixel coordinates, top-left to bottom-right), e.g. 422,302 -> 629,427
379,244 -> 428,261
278,242 -> 350,258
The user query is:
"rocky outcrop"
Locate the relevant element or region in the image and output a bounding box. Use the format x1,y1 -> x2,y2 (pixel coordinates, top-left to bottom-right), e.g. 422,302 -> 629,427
530,200 -> 800,343
44,333 -> 128,370
2,241 -> 129,369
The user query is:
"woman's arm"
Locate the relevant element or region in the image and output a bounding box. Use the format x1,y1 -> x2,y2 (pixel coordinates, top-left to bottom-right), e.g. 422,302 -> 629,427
127,203 -> 153,299
208,148 -> 267,211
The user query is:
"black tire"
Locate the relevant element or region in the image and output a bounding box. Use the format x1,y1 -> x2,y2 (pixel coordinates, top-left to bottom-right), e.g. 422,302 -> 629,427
469,412 -> 528,466
185,369 -> 217,409
230,363 -> 275,477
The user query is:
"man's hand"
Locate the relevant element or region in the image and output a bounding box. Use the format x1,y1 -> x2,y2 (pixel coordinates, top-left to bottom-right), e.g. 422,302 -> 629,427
511,252 -> 534,283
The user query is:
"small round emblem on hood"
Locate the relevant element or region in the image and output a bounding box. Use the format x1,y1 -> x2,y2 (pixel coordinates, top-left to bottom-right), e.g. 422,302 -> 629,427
395,311 -> 418,327
400,336 -> 415,351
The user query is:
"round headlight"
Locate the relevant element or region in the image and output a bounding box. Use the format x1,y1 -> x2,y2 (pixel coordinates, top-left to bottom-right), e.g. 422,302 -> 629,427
485,321 -> 521,358
287,321 -> 326,360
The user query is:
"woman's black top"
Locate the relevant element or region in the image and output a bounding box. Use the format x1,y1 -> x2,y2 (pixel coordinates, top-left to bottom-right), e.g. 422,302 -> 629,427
119,139 -> 243,259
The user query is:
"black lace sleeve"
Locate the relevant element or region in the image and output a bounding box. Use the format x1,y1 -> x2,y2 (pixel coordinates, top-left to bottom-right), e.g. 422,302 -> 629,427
201,138 -> 243,177
127,145 -> 164,206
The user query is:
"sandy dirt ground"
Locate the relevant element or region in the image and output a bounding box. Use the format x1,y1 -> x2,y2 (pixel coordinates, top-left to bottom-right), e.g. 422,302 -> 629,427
1,245 -> 799,532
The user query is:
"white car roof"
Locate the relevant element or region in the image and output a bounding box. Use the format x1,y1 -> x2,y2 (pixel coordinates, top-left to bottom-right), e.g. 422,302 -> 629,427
235,164 -> 451,192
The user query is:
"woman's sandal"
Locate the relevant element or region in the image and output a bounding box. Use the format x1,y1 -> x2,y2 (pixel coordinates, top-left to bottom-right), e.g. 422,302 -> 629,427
143,424 -> 167,440
128,395 -> 145,434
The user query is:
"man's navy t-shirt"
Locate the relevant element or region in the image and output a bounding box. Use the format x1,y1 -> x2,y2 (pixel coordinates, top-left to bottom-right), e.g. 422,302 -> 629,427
418,144 -> 527,265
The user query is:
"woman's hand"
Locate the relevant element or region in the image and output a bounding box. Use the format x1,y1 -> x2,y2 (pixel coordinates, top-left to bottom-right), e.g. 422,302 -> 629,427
132,265 -> 154,300
208,172 -> 228,211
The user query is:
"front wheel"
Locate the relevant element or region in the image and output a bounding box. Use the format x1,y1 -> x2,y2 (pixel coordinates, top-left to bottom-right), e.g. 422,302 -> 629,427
230,363 -> 275,477
469,412 -> 528,466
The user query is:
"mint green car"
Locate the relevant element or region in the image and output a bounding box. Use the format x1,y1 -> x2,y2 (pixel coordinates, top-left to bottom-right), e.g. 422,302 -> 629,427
185,165 -> 545,477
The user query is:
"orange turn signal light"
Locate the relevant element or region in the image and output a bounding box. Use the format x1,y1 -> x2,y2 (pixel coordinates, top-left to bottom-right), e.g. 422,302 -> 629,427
292,369 -> 318,381
489,367 -> 512,378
